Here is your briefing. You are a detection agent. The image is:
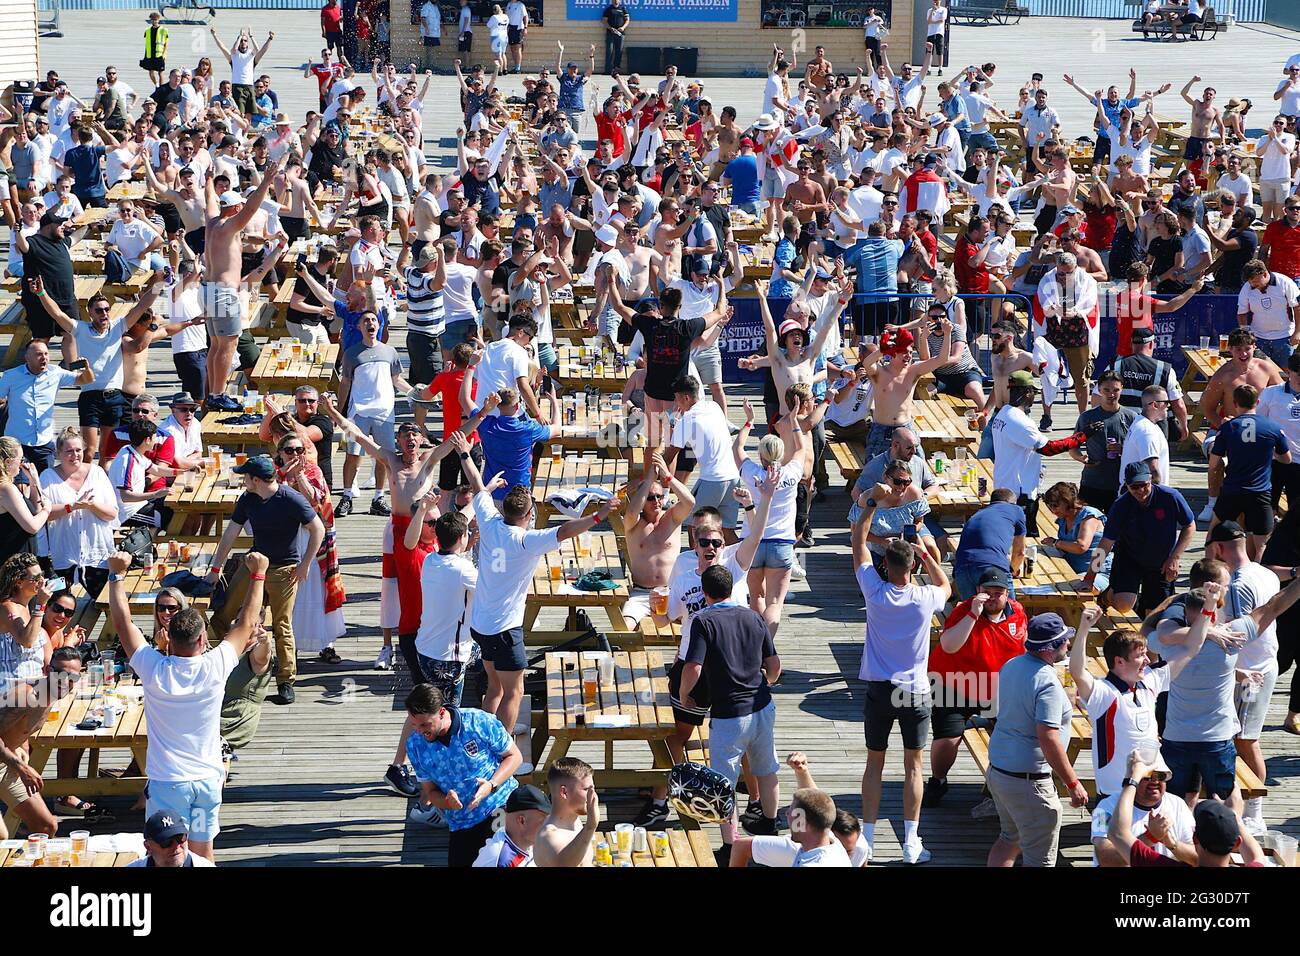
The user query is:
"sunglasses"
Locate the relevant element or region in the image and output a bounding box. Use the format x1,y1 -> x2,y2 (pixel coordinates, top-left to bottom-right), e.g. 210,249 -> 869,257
882,201 -> 898,207
156,603 -> 181,614
157,835 -> 186,849
90,305 -> 111,314
281,446 -> 306,456
296,397 -> 318,403
698,537 -> 725,549
890,477 -> 912,487
48,604 -> 75,616
646,493 -> 668,502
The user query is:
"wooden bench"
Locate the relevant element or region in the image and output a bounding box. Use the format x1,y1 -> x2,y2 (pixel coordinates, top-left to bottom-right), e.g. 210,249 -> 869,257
1131,8 -> 1225,40
0,300 -> 30,369
827,440 -> 864,490
950,0 -> 1026,25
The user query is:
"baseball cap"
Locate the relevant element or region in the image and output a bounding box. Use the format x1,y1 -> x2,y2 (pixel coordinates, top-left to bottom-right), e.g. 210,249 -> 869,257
1130,327 -> 1156,343
219,134 -> 239,148
1124,461 -> 1153,485
218,191 -> 245,209
505,784 -> 552,814
39,211 -> 68,228
1192,800 -> 1240,855
1007,369 -> 1040,390
739,136 -> 755,149
686,254 -> 709,276
566,61 -> 578,70
1208,520 -> 1247,543
814,267 -> 834,281
415,245 -> 438,266
233,455 -> 276,479
777,318 -> 805,340
923,152 -> 941,167
1025,611 -> 1074,649
879,328 -> 914,356
977,568 -> 1012,590
144,810 -> 188,843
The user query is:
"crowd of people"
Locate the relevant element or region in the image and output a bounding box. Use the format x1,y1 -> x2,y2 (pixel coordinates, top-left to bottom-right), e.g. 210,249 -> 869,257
0,3 -> 1298,869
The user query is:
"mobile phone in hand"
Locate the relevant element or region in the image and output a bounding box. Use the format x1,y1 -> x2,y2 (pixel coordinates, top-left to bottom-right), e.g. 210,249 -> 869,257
903,524 -> 918,543
46,576 -> 67,592
70,359 -> 88,370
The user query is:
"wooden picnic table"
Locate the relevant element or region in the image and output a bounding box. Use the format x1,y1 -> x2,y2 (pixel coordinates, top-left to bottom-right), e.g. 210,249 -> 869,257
200,401 -> 287,450
555,346 -> 634,394
247,339 -> 339,395
162,469 -> 245,535
912,397 -> 982,456
553,399 -> 640,454
0,843 -> 143,867
533,454 -> 631,524
2,685 -> 149,835
106,180 -> 148,202
528,649 -> 676,790
925,457 -> 995,517
94,540 -> 220,639
1010,553 -> 1099,627
741,243 -> 776,279
1179,345 -> 1224,432
592,828 -> 716,867
526,531 -> 632,632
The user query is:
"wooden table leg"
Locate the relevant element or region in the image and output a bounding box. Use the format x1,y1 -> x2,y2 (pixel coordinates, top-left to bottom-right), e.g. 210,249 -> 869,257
604,603 -> 630,634
523,602 -> 541,632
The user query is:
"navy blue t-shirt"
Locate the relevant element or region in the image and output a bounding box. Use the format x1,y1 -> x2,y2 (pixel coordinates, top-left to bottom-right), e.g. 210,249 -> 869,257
64,144 -> 106,199
953,501 -> 1027,573
723,154 -> 760,206
1102,484 -> 1195,569
230,484 -> 318,565
1210,413 -> 1291,495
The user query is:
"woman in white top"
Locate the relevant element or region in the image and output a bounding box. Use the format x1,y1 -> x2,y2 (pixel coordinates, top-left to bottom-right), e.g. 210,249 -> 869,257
828,185 -> 866,257
733,410 -> 806,639
39,428 -> 119,596
488,5 -> 509,73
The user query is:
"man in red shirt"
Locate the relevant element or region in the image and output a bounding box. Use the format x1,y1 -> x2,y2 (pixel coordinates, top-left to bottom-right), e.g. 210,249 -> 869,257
924,568 -> 1027,808
594,96 -> 634,162
320,0 -> 344,58
101,393 -> 182,492
954,216 -> 993,294
1261,199 -> 1300,281
304,47 -> 345,112
1107,751 -> 1266,867
422,342 -> 482,506
1113,262 -> 1204,357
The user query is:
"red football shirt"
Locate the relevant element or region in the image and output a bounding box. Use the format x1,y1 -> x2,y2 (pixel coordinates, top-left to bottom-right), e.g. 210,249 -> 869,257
1262,219 -> 1300,280
425,368 -> 478,443
101,431 -> 177,492
928,598 -> 1028,703
954,234 -> 990,294
1115,287 -> 1157,357
321,4 -> 343,33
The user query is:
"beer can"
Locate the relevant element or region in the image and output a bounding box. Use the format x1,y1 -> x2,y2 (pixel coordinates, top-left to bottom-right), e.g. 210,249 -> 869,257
652,832 -> 670,858
595,841 -> 613,866
977,477 -> 988,497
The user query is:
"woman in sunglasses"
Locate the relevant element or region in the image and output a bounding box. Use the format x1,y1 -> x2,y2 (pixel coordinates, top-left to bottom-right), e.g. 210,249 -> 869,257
855,461 -> 941,570
0,436 -> 49,561
0,552 -> 53,683
274,433 -> 345,664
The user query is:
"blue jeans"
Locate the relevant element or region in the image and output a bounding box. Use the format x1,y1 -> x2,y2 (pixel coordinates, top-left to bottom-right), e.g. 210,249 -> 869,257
1162,738 -> 1236,800
1254,335 -> 1293,368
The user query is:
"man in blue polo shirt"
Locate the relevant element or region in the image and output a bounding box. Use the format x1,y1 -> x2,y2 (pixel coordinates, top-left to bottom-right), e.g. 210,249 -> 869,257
845,220 -> 903,338
470,386 -> 555,500
1088,461 -> 1195,615
1209,383 -> 1292,559
951,489 -> 1027,600
0,339 -> 92,471
404,682 -> 523,867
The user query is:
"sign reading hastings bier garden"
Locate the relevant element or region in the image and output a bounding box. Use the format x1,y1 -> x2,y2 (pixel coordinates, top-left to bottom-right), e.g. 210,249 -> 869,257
566,0 -> 739,21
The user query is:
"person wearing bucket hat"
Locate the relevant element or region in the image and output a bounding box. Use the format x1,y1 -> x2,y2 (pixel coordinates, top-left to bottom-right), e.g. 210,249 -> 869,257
985,611 -> 1087,867
1089,746 -> 1194,866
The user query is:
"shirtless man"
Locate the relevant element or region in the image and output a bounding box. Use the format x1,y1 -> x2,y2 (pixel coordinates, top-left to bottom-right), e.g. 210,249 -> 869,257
783,159 -> 829,246
1198,327 -> 1285,521
321,394 -> 455,669
616,222 -> 659,306
1180,76 -> 1226,180
0,650 -> 83,840
979,318 -> 1036,452
534,756 -> 598,867
410,173 -> 443,262
202,154 -> 285,411
742,276 -> 850,419
624,451 -> 696,625
709,106 -> 741,181
1035,146 -> 1079,237
863,319 -> 953,460
141,163 -> 207,252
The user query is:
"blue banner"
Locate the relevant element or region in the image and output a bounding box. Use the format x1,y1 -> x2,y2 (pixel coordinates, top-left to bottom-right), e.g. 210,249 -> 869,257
720,296 -> 780,385
566,0 -> 739,21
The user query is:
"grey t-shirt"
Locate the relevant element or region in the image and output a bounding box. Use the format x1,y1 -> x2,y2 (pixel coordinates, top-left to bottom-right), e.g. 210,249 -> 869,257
1149,598 -> 1253,743
341,341 -> 403,419
987,653 -> 1073,774
1074,405 -> 1139,492
848,451 -> 937,524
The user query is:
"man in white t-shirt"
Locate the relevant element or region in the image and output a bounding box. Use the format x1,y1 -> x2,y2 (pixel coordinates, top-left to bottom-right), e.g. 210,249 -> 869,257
725,787 -> 852,867
1256,118 -> 1296,221
1236,262 -> 1299,368
1216,154 -> 1254,207
471,314 -> 548,423
852,494 -> 951,865
1089,752 -> 1194,866
107,548 -> 267,862
666,376 -> 742,539
418,0 -> 442,73
159,391 -> 204,465
505,0 -> 529,74
1119,385 -> 1171,490
472,784 -> 550,867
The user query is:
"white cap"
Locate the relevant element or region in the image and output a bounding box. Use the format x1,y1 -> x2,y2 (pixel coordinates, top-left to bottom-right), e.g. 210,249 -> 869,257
218,191 -> 245,209
595,224 -> 619,245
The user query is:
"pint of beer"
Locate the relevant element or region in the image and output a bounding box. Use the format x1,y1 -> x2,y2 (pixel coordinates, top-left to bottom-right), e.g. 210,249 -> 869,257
650,586 -> 670,617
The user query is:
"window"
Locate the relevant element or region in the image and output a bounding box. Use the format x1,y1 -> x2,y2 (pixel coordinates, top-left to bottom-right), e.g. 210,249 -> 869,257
760,1 -> 892,29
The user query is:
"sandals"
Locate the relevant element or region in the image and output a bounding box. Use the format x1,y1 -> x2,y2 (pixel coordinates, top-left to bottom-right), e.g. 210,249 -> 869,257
54,798 -> 115,821
318,647 -> 342,664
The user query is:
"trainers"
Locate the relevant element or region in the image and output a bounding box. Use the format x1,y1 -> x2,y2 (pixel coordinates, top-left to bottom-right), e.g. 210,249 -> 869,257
901,840 -> 931,864
790,557 -> 806,580
206,393 -> 241,411
384,764 -> 419,797
336,494 -> 354,517
1197,500 -> 1216,522
739,799 -> 762,827
922,776 -> 949,808
273,683 -> 295,705
970,796 -> 999,820
1038,414 -> 1053,431
369,495 -> 392,516
633,798 -> 670,828
742,814 -> 780,836
409,802 -> 447,827
374,645 -> 394,670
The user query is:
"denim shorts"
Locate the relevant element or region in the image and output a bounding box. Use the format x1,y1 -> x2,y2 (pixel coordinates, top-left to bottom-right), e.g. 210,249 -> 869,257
145,774 -> 223,842
710,701 -> 780,785
470,626 -> 527,672
537,341 -> 558,372
441,319 -> 479,352
1163,738 -> 1236,800
690,477 -> 740,529
751,539 -> 794,570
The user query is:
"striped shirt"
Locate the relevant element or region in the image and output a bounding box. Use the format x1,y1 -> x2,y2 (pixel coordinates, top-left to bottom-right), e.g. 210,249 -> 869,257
404,267 -> 446,336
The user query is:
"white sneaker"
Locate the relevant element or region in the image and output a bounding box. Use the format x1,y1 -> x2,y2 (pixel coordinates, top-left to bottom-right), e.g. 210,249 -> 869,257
901,840 -> 931,864
790,558 -> 806,580
409,802 -> 447,827
1197,500 -> 1216,522
374,646 -> 394,670
970,796 -> 999,820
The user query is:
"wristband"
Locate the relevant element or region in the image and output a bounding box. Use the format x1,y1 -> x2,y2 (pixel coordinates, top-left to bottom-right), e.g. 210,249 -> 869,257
64,504 -> 72,515
32,605 -> 44,614
250,573 -> 266,581
109,573 -> 126,583
1121,777 -> 1139,790
1200,608 -> 1216,620
1065,778 -> 1080,791
743,504 -> 756,512
458,452 -> 470,461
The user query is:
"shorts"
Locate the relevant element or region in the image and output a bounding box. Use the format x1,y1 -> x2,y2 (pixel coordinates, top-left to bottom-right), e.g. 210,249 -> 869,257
470,626 -> 527,672
1107,549 -> 1173,615
710,701 -> 780,786
507,24 -> 523,45
1236,669 -> 1278,740
287,319 -> 330,346
621,587 -> 651,627
491,36 -> 508,54
537,341 -> 558,372
407,329 -> 443,384
438,442 -> 484,492
1183,136 -> 1208,162
931,701 -> 990,740
852,299 -> 897,335
441,318 -> 479,352
693,344 -> 722,385
0,754 -> 36,810
761,168 -> 784,201
668,656 -> 709,725
418,653 -> 472,706
597,304 -> 621,339
935,368 -> 982,396
203,282 -> 243,338
458,31 -> 473,52
1060,345 -> 1093,391
185,226 -> 206,255
1214,490 -> 1275,536
1260,179 -> 1291,206
1163,737 -> 1236,799
967,130 -> 998,153
236,330 -> 261,372
77,388 -> 126,428
863,679 -> 931,752
231,83 -> 256,116
690,477 -> 740,529
139,57 -> 166,72
751,539 -> 794,570
866,420 -> 908,461
987,768 -> 1061,866
346,412 -> 396,457
281,216 -> 308,242
145,774 -> 222,843
423,36 -> 442,47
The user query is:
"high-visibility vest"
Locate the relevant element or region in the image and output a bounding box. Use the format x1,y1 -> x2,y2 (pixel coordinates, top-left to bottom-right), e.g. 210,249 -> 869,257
144,26 -> 169,59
